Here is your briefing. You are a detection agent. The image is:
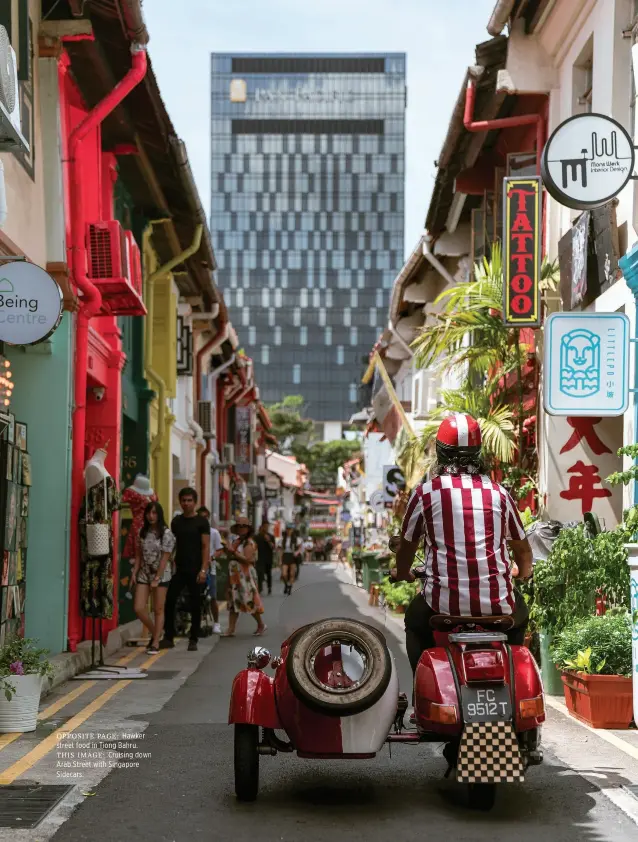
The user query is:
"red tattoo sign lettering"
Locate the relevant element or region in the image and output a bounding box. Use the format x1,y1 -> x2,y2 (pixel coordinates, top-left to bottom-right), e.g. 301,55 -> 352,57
503,177 -> 542,327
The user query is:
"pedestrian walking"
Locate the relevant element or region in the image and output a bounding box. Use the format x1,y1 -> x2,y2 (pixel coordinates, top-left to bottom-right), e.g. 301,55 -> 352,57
279,524 -> 303,595
197,506 -> 223,634
161,487 -> 210,652
303,536 -> 314,564
255,521 -> 275,595
221,517 -> 266,637
131,502 -> 175,655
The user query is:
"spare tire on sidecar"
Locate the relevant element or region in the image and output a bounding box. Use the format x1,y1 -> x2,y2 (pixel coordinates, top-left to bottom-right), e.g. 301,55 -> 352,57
286,617 -> 392,716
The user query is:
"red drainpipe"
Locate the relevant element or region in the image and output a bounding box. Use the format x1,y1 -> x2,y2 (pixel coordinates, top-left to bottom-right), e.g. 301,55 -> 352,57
196,318 -> 229,501
66,44 -> 148,652
464,76 -> 548,261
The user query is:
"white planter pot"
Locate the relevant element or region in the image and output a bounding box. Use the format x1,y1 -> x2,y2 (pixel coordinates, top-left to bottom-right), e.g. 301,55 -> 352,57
0,674 -> 43,732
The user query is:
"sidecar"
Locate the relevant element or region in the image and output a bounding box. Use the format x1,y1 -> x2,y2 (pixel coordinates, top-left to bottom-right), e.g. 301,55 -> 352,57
229,584 -> 399,801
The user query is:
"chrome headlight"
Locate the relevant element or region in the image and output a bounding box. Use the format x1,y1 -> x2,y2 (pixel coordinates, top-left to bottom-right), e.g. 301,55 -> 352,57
247,646 -> 271,669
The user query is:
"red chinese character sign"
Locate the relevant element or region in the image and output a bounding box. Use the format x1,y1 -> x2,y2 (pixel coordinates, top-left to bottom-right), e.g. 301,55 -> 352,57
503,176 -> 542,327
543,414 -> 622,523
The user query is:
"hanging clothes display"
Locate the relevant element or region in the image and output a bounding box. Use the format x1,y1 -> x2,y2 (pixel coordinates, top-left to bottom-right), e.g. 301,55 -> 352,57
121,475 -> 157,560
80,451 -> 120,619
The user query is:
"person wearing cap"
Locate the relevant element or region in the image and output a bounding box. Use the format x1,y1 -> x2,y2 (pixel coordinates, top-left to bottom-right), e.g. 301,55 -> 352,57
392,413 -> 533,678
221,517 -> 266,637
278,523 -> 303,595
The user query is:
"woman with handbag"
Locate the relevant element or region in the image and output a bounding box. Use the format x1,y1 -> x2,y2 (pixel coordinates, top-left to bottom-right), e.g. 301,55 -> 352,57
131,502 -> 176,654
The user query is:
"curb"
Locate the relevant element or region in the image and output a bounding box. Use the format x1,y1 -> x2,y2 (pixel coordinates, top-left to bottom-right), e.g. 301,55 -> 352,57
545,695 -> 638,761
42,619 -> 145,698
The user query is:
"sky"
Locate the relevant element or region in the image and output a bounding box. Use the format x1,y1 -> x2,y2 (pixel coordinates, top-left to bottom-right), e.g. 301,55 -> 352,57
143,0 -> 497,254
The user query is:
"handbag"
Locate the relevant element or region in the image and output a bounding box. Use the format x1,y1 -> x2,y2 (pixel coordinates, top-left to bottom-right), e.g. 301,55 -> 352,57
85,476 -> 111,558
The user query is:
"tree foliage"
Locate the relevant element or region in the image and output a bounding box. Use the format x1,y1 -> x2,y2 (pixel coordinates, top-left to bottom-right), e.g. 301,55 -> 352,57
267,395 -> 314,454
293,439 -> 361,487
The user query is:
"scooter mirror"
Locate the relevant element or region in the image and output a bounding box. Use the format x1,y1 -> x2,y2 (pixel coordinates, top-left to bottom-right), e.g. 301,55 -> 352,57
388,535 -> 401,553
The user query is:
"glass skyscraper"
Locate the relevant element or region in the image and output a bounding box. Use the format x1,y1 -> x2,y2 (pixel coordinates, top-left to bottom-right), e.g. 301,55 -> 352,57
210,53 -> 406,424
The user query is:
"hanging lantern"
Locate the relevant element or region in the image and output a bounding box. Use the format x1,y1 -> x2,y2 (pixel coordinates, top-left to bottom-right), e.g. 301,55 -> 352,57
0,356 -> 12,409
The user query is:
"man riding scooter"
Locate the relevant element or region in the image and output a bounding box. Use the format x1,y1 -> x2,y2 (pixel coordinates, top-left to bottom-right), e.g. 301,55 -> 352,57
391,413 -> 534,680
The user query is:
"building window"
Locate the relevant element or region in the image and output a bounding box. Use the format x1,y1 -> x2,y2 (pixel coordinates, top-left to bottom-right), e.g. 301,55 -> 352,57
261,288 -> 270,308
325,289 -> 333,307
293,307 -> 301,326
350,289 -> 358,307
268,308 -> 276,327
293,364 -> 301,384
325,326 -> 332,345
261,345 -> 270,365
350,326 -> 358,345
369,307 -> 377,326
300,326 -> 308,345
248,326 -> 256,344
236,288 -> 244,307
349,383 -> 357,403
573,36 -> 593,115
313,289 -> 321,308
274,288 -> 283,307
343,308 -> 351,326
274,326 -> 282,345
318,308 -> 326,326
242,308 -> 250,327
300,288 -> 308,307
337,346 -> 344,365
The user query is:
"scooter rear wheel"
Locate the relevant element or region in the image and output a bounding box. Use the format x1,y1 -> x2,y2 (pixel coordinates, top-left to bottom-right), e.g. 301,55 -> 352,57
234,724 -> 259,802
467,783 -> 496,811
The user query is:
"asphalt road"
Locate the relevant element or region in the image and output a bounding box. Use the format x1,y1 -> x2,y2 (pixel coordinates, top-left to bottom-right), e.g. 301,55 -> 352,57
53,563 -> 637,842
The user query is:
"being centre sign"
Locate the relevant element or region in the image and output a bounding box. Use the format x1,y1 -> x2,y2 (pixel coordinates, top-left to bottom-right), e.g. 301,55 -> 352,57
0,261 -> 63,346
541,113 -> 635,210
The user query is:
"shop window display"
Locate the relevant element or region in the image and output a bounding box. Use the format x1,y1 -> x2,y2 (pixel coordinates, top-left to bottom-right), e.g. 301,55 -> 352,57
0,413 -> 31,644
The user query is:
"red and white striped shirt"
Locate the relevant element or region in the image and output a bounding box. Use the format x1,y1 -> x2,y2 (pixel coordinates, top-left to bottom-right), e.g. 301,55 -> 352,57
401,473 -> 526,616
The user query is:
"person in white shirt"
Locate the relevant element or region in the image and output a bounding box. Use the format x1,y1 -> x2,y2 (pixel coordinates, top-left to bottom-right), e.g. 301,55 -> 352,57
303,537 -> 314,563
198,507 -> 223,634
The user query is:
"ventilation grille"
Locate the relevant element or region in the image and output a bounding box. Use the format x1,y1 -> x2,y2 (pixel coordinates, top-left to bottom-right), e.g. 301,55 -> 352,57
198,401 -> 214,437
87,222 -> 126,279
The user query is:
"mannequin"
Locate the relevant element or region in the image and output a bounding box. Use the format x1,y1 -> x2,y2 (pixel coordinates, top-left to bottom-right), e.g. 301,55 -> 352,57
79,445 -> 120,623
122,474 -> 158,560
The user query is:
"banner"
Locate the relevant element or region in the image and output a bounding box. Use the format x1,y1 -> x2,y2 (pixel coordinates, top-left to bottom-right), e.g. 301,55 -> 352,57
235,406 -> 251,475
503,176 -> 542,327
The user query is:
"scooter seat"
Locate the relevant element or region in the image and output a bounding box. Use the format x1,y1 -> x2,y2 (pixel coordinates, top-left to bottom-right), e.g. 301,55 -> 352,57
429,614 -> 515,631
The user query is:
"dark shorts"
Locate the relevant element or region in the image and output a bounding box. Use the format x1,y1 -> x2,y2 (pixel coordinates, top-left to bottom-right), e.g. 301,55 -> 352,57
206,572 -> 217,600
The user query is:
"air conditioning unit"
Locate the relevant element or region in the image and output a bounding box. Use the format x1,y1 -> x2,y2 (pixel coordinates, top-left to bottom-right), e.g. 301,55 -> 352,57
124,231 -> 143,298
222,443 -> 235,465
86,221 -> 146,316
198,401 -> 214,438
0,26 -> 28,153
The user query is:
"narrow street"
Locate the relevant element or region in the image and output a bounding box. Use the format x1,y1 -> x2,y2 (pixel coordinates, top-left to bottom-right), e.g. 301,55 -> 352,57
0,563 -> 634,841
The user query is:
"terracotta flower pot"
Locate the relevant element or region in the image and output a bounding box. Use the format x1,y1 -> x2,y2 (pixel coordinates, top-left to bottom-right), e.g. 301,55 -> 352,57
561,671 -> 633,729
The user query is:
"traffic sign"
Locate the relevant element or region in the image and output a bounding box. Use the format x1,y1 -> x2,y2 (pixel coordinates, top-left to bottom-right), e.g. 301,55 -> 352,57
543,312 -> 629,416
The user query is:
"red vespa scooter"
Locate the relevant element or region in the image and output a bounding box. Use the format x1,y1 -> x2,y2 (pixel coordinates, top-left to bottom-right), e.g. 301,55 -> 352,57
229,572 -> 544,810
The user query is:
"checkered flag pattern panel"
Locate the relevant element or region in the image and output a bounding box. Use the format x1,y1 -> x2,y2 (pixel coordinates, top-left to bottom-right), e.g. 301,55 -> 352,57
456,721 -> 524,784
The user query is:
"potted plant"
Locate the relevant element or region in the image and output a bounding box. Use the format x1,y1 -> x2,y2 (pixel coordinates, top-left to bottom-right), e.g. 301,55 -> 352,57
379,577 -> 418,613
0,636 -> 53,733
551,612 -> 633,729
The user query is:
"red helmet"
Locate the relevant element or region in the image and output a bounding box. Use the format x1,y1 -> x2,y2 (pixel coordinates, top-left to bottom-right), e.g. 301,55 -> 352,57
436,414 -> 482,449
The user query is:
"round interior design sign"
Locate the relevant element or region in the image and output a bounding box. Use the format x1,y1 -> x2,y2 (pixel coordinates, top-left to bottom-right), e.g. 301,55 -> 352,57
541,112 -> 635,210
0,261 -> 63,345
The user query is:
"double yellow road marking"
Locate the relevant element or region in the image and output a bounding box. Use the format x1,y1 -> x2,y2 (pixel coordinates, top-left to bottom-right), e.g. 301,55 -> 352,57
0,648 -> 164,785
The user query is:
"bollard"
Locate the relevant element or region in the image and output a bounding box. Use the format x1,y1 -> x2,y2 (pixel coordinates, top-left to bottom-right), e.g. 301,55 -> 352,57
625,544 -> 638,726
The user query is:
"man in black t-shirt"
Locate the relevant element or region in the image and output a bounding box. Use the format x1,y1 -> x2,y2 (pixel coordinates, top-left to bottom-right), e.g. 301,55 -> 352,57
255,521 -> 275,595
161,487 -> 210,652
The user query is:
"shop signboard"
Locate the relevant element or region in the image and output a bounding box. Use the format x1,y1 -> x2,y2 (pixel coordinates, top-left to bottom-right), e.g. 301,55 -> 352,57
502,176 -> 542,327
235,406 -> 251,475
543,312 -> 629,417
541,113 -> 635,211
0,261 -> 63,345
382,465 -> 406,509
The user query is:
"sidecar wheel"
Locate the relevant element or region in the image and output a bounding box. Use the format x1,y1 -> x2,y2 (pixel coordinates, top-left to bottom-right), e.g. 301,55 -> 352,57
287,618 -> 392,716
234,724 -> 259,802
467,783 -> 496,811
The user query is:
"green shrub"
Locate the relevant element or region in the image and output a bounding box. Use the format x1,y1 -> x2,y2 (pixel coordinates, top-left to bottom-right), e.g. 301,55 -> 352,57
550,612 -> 632,677
379,576 -> 418,609
533,525 -> 629,634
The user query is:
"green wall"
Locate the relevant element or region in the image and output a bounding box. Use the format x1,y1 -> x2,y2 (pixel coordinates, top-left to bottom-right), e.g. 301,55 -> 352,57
6,313 -> 73,656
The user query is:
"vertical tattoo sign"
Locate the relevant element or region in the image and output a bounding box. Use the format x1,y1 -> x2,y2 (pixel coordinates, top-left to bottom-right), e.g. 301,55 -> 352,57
503,176 -> 542,327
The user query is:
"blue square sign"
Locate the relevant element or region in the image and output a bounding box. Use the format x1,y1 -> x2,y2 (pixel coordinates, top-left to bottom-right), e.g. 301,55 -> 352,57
544,312 -> 629,417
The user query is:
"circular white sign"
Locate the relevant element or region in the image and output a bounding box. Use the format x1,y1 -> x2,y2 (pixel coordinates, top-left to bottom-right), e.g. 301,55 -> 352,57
541,113 -> 635,210
0,261 -> 63,345
369,490 -> 385,513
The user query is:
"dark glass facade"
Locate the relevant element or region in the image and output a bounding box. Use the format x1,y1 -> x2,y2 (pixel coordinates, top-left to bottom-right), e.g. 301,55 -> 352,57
210,53 -> 406,422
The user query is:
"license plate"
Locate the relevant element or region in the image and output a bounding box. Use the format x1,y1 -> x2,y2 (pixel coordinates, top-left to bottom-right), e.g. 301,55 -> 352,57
461,685 -> 512,722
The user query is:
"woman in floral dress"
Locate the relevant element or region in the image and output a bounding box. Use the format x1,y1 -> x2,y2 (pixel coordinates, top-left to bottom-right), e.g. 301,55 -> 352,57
221,517 -> 266,637
131,502 -> 176,654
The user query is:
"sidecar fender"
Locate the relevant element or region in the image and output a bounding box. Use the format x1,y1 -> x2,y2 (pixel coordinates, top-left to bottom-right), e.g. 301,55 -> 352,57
228,668 -> 281,729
